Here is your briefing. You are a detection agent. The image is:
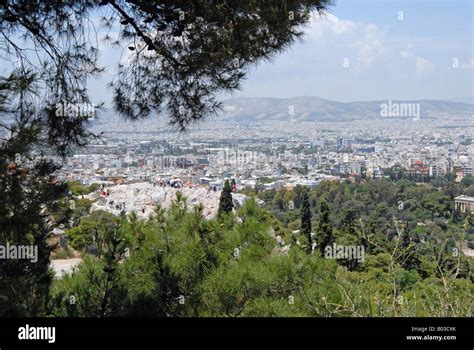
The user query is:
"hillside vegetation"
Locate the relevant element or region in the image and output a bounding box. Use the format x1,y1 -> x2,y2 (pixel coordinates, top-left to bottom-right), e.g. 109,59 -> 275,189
49,178 -> 473,317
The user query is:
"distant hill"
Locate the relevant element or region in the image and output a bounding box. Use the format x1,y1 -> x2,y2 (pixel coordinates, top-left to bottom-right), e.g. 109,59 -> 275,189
445,97 -> 474,105
92,96 -> 474,129
219,96 -> 474,122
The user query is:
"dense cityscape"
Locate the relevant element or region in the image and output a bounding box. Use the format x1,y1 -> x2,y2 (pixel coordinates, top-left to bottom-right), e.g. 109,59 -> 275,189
61,104 -> 474,187
0,0 -> 473,345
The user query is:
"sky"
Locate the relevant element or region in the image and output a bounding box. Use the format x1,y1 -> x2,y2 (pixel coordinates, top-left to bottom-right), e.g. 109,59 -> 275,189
2,0 -> 472,104
230,0 -> 474,102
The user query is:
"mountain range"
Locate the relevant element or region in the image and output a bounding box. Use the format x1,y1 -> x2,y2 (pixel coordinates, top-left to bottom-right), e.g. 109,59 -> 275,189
218,96 -> 474,122
93,96 -> 474,128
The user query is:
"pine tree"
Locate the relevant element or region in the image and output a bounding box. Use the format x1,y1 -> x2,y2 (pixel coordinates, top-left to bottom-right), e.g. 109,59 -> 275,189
300,190 -> 312,253
0,0 -> 333,316
0,72 -> 64,316
1,0 -> 332,130
218,180 -> 233,217
317,200 -> 333,255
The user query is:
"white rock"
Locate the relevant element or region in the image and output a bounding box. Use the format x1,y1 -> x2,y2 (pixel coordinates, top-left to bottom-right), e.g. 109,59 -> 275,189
89,182 -> 258,220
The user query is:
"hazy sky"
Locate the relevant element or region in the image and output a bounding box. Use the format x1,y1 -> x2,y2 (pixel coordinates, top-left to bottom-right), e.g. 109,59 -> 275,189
3,0 -> 471,104
232,0 -> 473,102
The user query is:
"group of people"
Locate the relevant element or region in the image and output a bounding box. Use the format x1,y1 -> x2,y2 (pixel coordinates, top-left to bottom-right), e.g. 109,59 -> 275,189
107,199 -> 126,211
97,184 -> 113,207
207,180 -> 238,192
153,178 -> 184,189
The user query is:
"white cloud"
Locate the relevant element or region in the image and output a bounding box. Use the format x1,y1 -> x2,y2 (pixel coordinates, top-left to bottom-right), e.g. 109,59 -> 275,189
352,24 -> 385,69
307,13 -> 385,70
400,49 -> 434,75
307,13 -> 357,39
399,50 -> 414,59
416,57 -> 434,75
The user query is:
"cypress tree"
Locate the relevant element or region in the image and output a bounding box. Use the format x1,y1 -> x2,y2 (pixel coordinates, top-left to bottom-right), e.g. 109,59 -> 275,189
218,180 -> 233,216
399,225 -> 418,270
317,200 -> 333,255
300,190 -> 312,253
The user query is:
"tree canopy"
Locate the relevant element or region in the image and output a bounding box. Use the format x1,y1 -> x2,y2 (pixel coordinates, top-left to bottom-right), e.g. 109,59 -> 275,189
1,0 -> 333,143
0,0 -> 333,316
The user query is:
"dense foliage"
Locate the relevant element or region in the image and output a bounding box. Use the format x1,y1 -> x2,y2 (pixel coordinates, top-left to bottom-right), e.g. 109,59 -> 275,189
0,1 -> 332,316
48,178 -> 473,317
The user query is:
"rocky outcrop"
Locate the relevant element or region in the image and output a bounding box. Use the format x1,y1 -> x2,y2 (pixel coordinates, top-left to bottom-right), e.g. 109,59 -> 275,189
89,182 -> 261,219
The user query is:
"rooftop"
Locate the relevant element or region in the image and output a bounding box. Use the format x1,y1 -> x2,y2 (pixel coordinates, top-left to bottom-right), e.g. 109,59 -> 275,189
454,195 -> 474,202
